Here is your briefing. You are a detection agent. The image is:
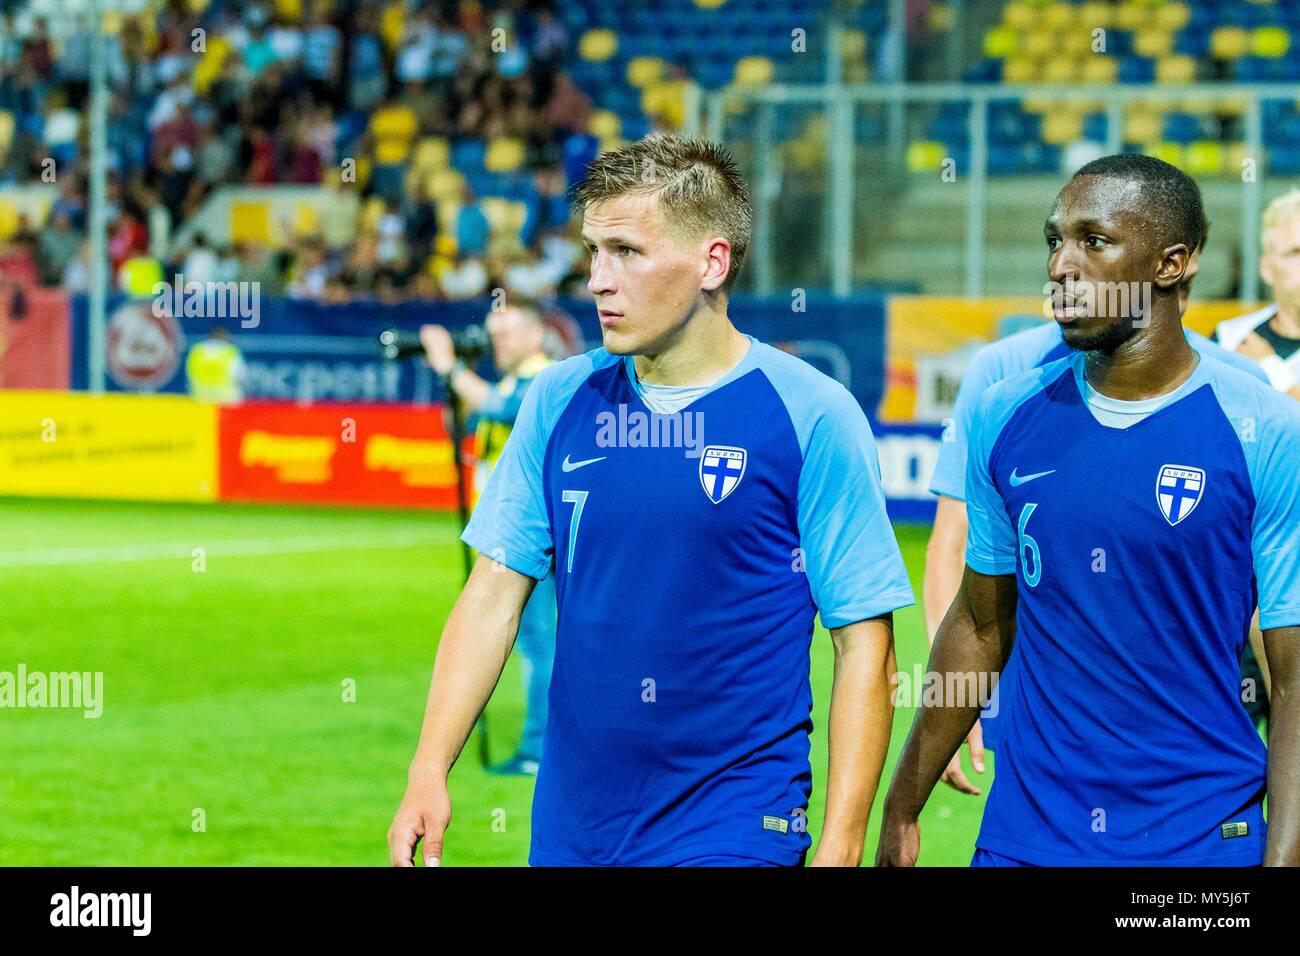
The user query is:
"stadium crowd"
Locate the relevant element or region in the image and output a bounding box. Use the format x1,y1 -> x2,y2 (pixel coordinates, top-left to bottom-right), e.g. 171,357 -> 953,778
0,0 -> 614,304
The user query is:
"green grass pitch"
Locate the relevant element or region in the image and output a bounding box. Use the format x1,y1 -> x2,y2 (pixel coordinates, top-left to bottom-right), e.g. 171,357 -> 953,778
0,497 -> 990,866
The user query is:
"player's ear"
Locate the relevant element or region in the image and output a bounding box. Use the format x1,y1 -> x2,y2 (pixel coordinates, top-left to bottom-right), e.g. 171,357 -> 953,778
1154,243 -> 1190,291
699,236 -> 730,293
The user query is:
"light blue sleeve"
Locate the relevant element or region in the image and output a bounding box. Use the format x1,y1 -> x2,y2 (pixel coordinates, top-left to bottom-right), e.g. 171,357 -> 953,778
1238,392 -> 1300,630
929,323 -> 1060,500
963,373 -> 1046,576
461,353 -> 605,580
929,344 -> 1007,500
1186,328 -> 1270,385
796,383 -> 914,628
754,344 -> 913,628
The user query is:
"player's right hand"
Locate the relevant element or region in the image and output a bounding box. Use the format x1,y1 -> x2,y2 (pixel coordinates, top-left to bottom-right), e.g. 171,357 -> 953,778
388,774 -> 452,867
875,810 -> 920,867
938,719 -> 986,796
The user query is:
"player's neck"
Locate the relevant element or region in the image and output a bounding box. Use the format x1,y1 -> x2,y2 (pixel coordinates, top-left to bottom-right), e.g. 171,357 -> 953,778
1270,301 -> 1300,338
1083,319 -> 1199,401
633,307 -> 750,387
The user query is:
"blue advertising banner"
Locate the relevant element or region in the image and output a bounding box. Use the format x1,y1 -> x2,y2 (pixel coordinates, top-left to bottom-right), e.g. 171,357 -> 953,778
69,293 -> 889,414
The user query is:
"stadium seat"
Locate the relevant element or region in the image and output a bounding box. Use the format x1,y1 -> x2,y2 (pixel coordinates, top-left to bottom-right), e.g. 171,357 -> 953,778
1135,31 -> 1175,59
983,25 -> 1020,59
1042,111 -> 1083,145
410,137 -> 450,175
1081,56 -> 1119,84
906,140 -> 946,173
588,110 -> 621,141
0,199 -> 17,240
1156,54 -> 1197,83
484,137 -> 525,173
1148,142 -> 1184,168
1210,26 -> 1252,59
1002,56 -> 1040,83
229,202 -> 273,245
1155,3 -> 1191,32
626,56 -> 666,88
292,203 -> 320,238
1124,107 -> 1164,145
579,29 -> 619,62
1185,141 -> 1224,175
734,56 -> 775,86
1253,26 -> 1291,58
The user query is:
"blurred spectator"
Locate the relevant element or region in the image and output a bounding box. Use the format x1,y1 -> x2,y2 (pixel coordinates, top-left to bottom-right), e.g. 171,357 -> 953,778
37,208 -> 80,285
234,241 -> 284,297
179,232 -> 219,285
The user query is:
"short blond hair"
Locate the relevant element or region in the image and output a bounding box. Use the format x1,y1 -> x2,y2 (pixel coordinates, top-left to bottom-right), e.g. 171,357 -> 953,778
573,134 -> 752,293
1262,188 -> 1300,251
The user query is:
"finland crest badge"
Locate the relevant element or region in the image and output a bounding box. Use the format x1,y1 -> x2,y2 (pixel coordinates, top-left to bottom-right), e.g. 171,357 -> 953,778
699,445 -> 747,504
1156,464 -> 1206,526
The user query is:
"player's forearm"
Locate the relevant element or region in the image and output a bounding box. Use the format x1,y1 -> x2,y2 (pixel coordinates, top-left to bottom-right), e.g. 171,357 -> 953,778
884,572 -> 1015,820
922,497 -> 968,645
817,618 -> 897,864
1264,627 -> 1300,865
407,558 -> 532,781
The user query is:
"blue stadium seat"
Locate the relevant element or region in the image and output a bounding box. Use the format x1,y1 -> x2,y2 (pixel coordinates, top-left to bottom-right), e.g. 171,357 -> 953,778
1118,56 -> 1156,83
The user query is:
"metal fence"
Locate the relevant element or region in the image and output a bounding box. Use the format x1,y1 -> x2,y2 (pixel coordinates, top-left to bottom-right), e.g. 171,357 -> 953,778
694,83 -> 1300,302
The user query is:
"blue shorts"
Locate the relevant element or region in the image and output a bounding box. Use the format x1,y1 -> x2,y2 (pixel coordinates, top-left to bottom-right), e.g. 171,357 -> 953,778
675,852 -> 807,867
970,848 -> 1035,867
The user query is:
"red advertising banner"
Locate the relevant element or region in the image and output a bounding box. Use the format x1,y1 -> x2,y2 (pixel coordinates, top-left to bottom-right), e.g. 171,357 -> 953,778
0,286 -> 71,390
218,402 -> 471,509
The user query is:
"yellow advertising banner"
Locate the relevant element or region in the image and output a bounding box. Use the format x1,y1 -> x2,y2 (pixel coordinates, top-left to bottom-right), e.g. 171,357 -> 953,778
0,391 -> 217,501
881,297 -> 1268,421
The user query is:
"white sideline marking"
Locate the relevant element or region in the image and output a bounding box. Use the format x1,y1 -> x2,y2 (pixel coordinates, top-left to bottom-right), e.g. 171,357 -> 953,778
0,531 -> 445,567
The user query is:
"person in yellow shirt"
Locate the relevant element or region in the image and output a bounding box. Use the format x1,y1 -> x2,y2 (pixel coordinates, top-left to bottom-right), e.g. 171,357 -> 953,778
420,300 -> 555,776
186,327 -> 246,404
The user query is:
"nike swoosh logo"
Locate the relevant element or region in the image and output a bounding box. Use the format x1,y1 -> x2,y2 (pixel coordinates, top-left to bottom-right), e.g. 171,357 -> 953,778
561,454 -> 607,472
1009,468 -> 1056,487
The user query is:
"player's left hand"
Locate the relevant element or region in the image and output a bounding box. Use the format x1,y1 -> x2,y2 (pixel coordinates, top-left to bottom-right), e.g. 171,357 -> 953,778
1237,331 -> 1278,362
419,324 -> 457,376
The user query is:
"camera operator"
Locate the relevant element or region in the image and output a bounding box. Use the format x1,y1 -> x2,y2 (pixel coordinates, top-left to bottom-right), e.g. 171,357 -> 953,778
419,299 -> 556,777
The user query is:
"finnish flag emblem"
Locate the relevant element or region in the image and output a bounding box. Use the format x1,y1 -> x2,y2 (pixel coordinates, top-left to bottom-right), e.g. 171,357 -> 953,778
1156,464 -> 1206,526
699,445 -> 747,504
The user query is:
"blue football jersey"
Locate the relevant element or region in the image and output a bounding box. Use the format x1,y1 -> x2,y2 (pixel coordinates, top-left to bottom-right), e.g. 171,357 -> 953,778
463,335 -> 914,865
964,350 -> 1300,865
928,322 -> 1268,747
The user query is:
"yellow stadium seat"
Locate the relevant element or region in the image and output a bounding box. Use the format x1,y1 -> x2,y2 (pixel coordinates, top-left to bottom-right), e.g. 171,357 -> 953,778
485,137 -> 525,173
292,204 -> 319,238
641,81 -> 687,130
1021,97 -> 1056,115
1156,54 -> 1196,83
1218,98 -> 1248,118
428,168 -> 465,203
842,30 -> 867,61
1210,27 -> 1251,60
436,202 -> 461,237
1060,30 -> 1095,56
229,202 -> 272,245
1124,108 -> 1163,144
1134,30 -> 1174,58
983,25 -> 1019,58
1156,3 -> 1190,32
1043,3 -> 1076,30
1148,142 -> 1185,169
1253,27 -> 1290,58
1081,55 -> 1119,83
734,56 -> 775,86
275,0 -> 302,19
480,198 -> 513,235
1180,97 -> 1220,116
693,0 -> 726,8
1042,57 -> 1080,83
589,110 -> 622,140
1042,111 -> 1083,144
0,110 -> 14,159
370,106 -> 417,165
0,199 -> 17,240
380,3 -> 405,53
1078,2 -> 1112,29
1003,2 -> 1038,30
1024,31 -> 1055,58
1225,142 -> 1254,177
411,136 -> 450,174
578,29 -> 618,62
359,196 -> 386,236
193,36 -> 230,95
928,4 -> 954,32
1115,5 -> 1147,31
626,56 -> 666,88
906,141 -> 946,173
1003,56 -> 1041,83
1185,141 -> 1224,176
